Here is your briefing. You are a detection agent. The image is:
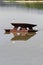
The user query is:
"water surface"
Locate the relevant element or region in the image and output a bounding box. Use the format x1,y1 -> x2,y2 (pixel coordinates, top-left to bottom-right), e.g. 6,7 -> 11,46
0,6 -> 43,65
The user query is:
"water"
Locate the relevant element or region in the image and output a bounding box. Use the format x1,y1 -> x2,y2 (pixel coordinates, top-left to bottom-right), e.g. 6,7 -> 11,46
0,6 -> 43,65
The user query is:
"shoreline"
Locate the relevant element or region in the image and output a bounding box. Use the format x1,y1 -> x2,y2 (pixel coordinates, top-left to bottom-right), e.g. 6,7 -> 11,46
0,1 -> 43,9
3,1 -> 43,3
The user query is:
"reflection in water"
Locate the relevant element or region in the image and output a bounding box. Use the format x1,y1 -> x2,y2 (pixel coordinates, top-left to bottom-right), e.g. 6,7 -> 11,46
12,41 -> 15,44
4,23 -> 38,41
11,32 -> 36,41
5,31 -> 36,41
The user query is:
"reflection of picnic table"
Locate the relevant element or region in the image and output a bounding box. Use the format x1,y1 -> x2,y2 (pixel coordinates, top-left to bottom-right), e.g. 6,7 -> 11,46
11,32 -> 36,41
5,23 -> 38,41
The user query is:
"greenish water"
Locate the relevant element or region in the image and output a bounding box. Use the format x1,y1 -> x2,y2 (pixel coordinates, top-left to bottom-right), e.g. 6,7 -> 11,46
5,0 -> 43,1
0,2 -> 43,9
20,3 -> 43,9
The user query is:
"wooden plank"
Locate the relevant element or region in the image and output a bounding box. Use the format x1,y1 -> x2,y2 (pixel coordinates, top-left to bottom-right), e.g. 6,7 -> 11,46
11,23 -> 37,28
